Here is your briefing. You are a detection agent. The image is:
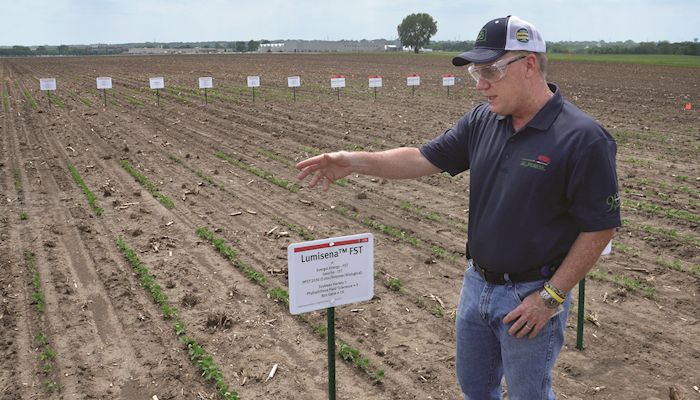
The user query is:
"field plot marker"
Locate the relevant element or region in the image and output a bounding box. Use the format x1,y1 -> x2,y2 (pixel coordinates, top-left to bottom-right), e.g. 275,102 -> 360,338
198,77 -> 213,104
406,74 -> 420,97
368,75 -> 382,100
247,75 -> 260,101
442,74 -> 455,97
96,77 -> 112,107
39,78 -> 56,108
149,77 -> 165,106
330,75 -> 345,100
288,233 -> 374,400
288,75 -> 301,101
576,241 -> 612,350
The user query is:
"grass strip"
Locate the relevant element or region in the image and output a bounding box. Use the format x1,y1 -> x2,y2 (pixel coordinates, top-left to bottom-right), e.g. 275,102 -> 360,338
339,342 -> 385,384
196,227 -> 267,285
335,206 -> 421,247
215,151 -> 300,193
587,269 -> 655,298
120,160 -> 175,209
68,164 -> 103,215
626,201 -> 699,224
25,251 -> 61,391
23,90 -> 38,109
2,87 -> 9,112
46,92 -> 64,108
116,238 -> 239,400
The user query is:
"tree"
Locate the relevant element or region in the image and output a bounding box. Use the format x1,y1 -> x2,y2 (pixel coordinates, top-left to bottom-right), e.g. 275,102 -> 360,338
235,41 -> 246,52
247,40 -> 260,52
397,13 -> 437,53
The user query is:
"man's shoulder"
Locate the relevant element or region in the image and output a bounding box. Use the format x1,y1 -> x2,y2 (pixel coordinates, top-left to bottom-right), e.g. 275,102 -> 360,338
557,100 -> 612,141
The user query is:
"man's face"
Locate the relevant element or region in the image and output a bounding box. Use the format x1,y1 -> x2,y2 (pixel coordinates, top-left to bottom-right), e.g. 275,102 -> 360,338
470,53 -> 528,116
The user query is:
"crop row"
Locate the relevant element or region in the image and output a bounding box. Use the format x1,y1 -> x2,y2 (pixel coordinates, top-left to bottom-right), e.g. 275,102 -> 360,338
120,160 -> 175,208
24,250 -> 61,392
68,164 -> 104,215
116,238 -> 239,400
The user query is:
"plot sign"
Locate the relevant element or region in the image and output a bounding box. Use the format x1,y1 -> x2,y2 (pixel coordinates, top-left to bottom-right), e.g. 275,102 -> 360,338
247,76 -> 260,87
96,77 -> 112,89
330,75 -> 346,89
406,74 -> 420,86
149,77 -> 165,89
368,76 -> 383,88
287,76 -> 301,88
198,77 -> 213,89
40,78 -> 56,91
442,74 -> 455,86
288,233 -> 374,315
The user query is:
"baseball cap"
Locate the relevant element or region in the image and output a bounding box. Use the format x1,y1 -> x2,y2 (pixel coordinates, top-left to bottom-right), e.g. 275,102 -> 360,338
452,15 -> 546,66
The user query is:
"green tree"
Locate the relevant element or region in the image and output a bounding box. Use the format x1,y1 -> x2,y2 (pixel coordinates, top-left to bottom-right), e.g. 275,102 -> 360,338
247,40 -> 260,52
235,41 -> 246,52
397,13 -> 437,53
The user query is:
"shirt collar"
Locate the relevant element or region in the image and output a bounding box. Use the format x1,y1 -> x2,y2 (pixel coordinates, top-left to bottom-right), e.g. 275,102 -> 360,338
526,83 -> 563,131
495,83 -> 563,131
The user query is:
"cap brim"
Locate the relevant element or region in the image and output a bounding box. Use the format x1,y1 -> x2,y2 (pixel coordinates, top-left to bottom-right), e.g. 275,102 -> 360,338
452,48 -> 506,66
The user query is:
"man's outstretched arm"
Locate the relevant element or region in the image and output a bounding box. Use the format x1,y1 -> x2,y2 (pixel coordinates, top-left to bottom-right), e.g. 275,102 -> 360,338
296,147 -> 441,191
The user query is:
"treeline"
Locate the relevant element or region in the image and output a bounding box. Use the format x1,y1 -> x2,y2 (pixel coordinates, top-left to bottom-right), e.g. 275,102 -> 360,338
430,40 -> 700,56
0,45 -> 127,56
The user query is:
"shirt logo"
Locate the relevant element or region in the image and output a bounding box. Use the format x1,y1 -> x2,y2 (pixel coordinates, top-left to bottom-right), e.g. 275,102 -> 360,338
606,193 -> 621,212
520,154 -> 550,171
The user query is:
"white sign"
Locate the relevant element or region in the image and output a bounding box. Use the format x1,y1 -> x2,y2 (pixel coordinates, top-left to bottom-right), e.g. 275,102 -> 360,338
406,75 -> 420,86
198,77 -> 213,89
330,76 -> 346,89
288,233 -> 374,315
40,78 -> 56,91
96,77 -> 112,89
287,76 -> 301,88
601,240 -> 612,256
368,76 -> 383,88
149,77 -> 165,89
247,76 -> 260,87
442,75 -> 455,86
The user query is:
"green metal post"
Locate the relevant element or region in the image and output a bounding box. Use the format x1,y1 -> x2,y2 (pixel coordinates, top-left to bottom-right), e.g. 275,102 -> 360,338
576,277 -> 586,350
328,307 -> 336,400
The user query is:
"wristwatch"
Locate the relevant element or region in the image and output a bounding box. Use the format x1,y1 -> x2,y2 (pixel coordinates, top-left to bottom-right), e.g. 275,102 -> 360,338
539,288 -> 560,309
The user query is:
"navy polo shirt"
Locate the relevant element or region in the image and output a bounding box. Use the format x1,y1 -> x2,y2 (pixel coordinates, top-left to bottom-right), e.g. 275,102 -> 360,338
420,83 -> 621,273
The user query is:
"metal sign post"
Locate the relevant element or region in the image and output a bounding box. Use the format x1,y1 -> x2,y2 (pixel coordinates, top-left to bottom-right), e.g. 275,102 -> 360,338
368,76 -> 382,100
288,76 -> 301,101
40,78 -> 56,108
198,77 -> 213,105
407,74 -> 420,97
96,77 -> 112,108
149,77 -> 165,107
330,75 -> 345,100
247,76 -> 260,102
288,233 -> 374,400
442,74 -> 455,98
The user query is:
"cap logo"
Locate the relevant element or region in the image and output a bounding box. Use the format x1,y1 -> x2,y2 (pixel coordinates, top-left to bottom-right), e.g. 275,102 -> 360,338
516,28 -> 529,43
476,29 -> 486,41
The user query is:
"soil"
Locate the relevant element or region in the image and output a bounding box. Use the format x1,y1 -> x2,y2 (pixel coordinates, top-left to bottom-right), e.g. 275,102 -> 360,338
0,53 -> 698,400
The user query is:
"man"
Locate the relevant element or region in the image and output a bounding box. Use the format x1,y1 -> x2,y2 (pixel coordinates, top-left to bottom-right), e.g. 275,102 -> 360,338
296,15 -> 621,400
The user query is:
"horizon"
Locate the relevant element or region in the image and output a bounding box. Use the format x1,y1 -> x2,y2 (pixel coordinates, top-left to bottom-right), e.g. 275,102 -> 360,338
2,0 -> 698,47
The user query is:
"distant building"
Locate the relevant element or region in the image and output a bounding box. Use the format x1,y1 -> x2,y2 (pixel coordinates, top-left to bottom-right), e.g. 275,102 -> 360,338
127,47 -> 228,55
258,40 -> 398,53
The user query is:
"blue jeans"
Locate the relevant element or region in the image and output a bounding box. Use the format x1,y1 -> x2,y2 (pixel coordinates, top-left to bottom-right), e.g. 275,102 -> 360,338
455,261 -> 571,400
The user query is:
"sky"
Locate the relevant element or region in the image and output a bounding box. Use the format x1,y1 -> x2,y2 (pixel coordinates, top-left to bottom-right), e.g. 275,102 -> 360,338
1,0 -> 698,46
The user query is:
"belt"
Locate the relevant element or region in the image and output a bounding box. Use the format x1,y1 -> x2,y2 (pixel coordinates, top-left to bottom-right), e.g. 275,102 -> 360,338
472,261 -> 558,285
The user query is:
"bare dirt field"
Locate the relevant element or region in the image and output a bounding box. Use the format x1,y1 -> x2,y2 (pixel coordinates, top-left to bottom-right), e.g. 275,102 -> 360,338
0,53 -> 698,400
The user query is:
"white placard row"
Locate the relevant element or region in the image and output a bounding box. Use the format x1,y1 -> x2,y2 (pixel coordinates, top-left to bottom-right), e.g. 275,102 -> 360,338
39,74 -> 463,93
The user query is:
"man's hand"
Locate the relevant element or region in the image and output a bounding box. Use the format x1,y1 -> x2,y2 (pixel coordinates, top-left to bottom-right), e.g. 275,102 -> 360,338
502,291 -> 561,339
296,151 -> 354,191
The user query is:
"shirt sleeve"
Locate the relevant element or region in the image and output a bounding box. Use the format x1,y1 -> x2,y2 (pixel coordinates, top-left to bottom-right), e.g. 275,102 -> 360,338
566,135 -> 622,232
419,112 -> 472,176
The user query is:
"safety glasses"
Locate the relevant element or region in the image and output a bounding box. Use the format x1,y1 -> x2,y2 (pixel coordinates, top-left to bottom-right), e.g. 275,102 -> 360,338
467,54 -> 527,83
